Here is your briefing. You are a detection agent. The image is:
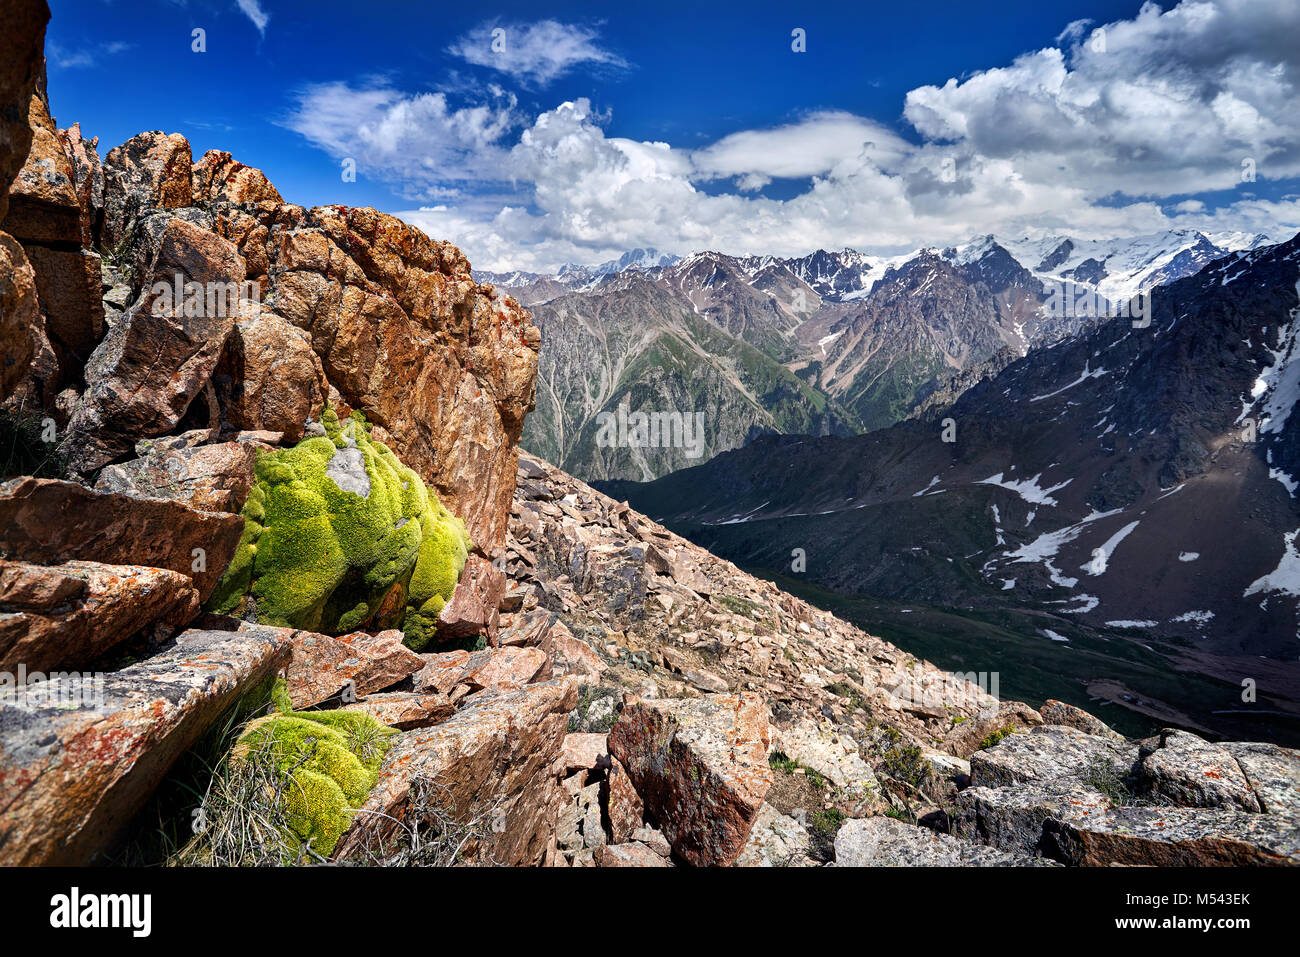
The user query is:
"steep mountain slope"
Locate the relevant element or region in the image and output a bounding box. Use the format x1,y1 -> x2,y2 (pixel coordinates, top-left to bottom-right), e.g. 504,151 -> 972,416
600,235 -> 1300,743
520,270 -> 858,481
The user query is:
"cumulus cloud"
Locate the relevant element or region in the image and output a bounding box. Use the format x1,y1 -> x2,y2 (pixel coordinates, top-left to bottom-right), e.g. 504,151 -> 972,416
285,1 -> 1300,271
447,20 -> 627,87
282,81 -> 522,199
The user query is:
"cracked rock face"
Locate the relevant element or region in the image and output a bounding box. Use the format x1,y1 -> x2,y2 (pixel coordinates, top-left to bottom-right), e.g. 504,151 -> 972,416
0,626 -> 291,865
609,692 -> 772,867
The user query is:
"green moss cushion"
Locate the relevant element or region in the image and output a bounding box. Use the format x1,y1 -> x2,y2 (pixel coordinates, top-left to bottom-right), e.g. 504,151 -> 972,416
234,703 -> 394,857
208,407 -> 471,650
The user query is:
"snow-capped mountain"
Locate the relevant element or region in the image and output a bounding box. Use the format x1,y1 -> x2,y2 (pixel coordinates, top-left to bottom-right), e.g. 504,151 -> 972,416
601,232 -> 1300,744
983,229 -> 1274,304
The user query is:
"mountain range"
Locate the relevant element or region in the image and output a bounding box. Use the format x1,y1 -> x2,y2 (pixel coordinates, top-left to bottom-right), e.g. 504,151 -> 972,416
598,233 -> 1300,744
485,229 -> 1272,480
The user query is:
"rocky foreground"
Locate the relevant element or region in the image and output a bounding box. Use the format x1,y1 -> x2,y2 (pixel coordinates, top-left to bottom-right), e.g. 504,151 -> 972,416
0,0 -> 1297,867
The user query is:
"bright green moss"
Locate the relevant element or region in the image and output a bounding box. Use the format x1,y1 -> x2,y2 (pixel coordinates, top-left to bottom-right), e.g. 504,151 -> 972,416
207,406 -> 471,650
233,686 -> 395,857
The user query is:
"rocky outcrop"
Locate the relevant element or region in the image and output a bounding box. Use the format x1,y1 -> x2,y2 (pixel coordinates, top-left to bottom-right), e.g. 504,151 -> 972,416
64,215 -> 244,471
0,231 -> 38,400
0,559 -> 198,674
954,724 -> 1300,866
0,1 -> 48,225
835,816 -> 1056,867
94,438 -> 260,512
0,2 -> 53,402
0,476 -> 243,602
0,626 -> 291,865
285,628 -> 424,709
609,693 -> 772,866
334,677 -> 577,866
101,131 -> 193,250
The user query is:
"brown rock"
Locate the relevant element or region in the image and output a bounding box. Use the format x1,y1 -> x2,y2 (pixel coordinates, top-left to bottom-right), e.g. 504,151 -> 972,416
433,554 -> 505,644
0,0 -> 48,224
0,476 -> 244,602
212,309 -> 327,442
57,122 -> 103,246
1039,699 -> 1126,742
412,649 -> 471,694
607,755 -> 644,844
0,559 -> 198,674
0,231 -> 38,400
561,732 -> 610,775
3,83 -> 79,245
0,626 -> 292,865
22,244 -> 103,365
342,691 -> 455,730
94,440 -> 259,512
64,215 -> 245,471
594,842 -> 671,867
549,623 -> 606,684
334,677 -> 578,865
191,150 -> 283,206
608,692 -> 773,866
413,645 -> 548,695
102,131 -> 193,249
265,205 -> 539,552
285,628 -> 423,709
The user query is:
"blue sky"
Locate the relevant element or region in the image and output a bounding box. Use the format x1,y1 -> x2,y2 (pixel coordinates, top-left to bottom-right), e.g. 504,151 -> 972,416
47,0 -> 1300,270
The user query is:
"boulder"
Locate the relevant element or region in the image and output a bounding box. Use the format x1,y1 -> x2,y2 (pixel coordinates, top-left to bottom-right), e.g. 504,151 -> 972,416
212,309 -> 327,442
561,732 -> 610,776
57,122 -> 103,246
594,842 -> 670,868
101,131 -> 193,249
333,677 -> 578,866
94,439 -> 259,512
433,554 -> 504,644
64,215 -> 245,471
0,626 -> 292,865
0,477 -> 244,602
3,81 -> 79,244
736,802 -> 817,867
969,724 -> 1138,789
341,691 -> 455,730
285,628 -> 424,709
0,558 -> 198,674
412,646 -> 548,696
608,692 -> 772,866
547,623 -> 605,684
1223,741 -> 1300,815
1138,731 -> 1262,811
1043,803 -> 1300,867
834,816 -> 1056,867
191,150 -> 282,206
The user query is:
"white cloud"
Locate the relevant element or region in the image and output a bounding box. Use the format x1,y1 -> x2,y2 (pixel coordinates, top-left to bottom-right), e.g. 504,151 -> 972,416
689,112 -> 911,183
236,0 -> 269,35
285,0 -> 1300,271
447,20 -> 626,87
282,81 -> 521,198
47,40 -> 132,69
